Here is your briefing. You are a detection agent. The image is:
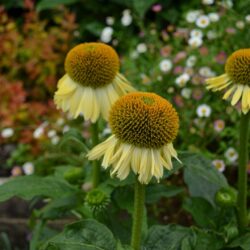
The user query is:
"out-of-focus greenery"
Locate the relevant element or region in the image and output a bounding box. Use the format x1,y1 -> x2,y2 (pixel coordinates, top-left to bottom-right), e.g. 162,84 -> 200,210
0,0 -> 250,249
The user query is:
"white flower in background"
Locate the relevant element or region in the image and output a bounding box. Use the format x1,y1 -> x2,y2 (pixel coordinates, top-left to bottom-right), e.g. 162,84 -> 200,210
159,59 -> 173,72
221,0 -> 233,8
63,125 -> 70,133
207,30 -> 217,40
245,15 -> 250,23
47,130 -> 57,138
208,13 -> 220,22
190,29 -> 203,38
186,10 -> 201,23
100,27 -> 113,43
1,128 -> 14,138
236,21 -> 245,29
225,147 -> 238,162
212,159 -> 226,172
181,88 -> 192,99
121,9 -> 132,26
136,43 -> 147,53
33,127 -> 44,139
51,136 -> 60,145
130,50 -> 139,59
202,0 -> 214,5
175,73 -> 190,87
106,16 -> 114,25
199,66 -> 215,77
102,126 -> 112,136
22,162 -> 34,175
196,104 -> 212,117
188,37 -> 203,48
56,118 -> 65,126
196,15 -> 210,28
186,55 -> 197,67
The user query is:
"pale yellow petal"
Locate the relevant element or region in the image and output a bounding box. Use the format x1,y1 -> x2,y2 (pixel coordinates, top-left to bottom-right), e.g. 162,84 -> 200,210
131,147 -> 141,173
231,85 -> 243,105
90,91 -> 101,122
102,136 -> 119,168
55,74 -> 77,95
87,135 -> 116,160
223,86 -> 235,100
206,74 -> 230,90
96,87 -> 110,120
81,87 -> 94,120
138,149 -> 150,184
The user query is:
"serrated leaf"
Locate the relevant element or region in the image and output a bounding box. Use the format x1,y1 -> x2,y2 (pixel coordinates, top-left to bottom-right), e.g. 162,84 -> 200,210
0,176 -> 76,202
182,152 -> 228,206
143,224 -> 190,250
41,219 -> 117,250
227,233 -> 250,249
183,197 -> 217,228
144,225 -> 225,250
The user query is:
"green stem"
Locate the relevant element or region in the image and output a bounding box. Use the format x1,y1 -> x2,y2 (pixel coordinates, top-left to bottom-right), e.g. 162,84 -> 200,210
237,112 -> 250,233
91,121 -> 100,188
131,179 -> 145,250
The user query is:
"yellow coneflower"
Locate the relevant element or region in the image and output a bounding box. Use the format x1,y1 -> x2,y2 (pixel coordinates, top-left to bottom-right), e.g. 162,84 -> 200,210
87,92 -> 180,184
206,48 -> 250,114
54,42 -> 135,122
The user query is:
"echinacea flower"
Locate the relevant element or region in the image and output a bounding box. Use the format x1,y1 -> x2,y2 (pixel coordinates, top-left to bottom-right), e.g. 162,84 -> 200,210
206,49 -> 250,114
88,92 -> 180,184
54,43 -> 135,122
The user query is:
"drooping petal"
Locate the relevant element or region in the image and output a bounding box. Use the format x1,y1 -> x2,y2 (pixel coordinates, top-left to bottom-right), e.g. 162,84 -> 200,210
231,85 -> 243,105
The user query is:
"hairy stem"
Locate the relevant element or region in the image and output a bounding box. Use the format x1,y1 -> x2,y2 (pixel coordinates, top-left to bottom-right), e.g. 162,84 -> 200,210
131,179 -> 145,250
237,112 -> 250,232
91,121 -> 100,188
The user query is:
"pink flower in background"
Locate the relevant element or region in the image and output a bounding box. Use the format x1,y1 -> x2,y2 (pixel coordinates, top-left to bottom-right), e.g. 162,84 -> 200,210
226,27 -> 236,34
215,51 -> 227,64
173,95 -> 184,107
192,89 -> 203,100
173,66 -> 184,75
160,45 -> 172,57
199,46 -> 209,55
173,51 -> 187,63
152,4 -> 162,12
214,119 -> 225,132
11,166 -> 22,176
191,74 -> 203,85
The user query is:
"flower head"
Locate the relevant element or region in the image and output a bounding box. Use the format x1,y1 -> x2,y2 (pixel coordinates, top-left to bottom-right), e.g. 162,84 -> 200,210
196,104 -> 212,117
225,147 -> 238,163
212,159 -> 226,172
88,92 -> 180,184
206,48 -> 250,113
54,43 -> 135,122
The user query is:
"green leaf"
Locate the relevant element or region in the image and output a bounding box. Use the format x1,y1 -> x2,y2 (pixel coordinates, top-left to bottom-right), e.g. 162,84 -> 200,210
183,197 -> 217,228
0,176 -> 76,202
190,229 -> 224,250
41,219 -> 117,250
132,0 -> 158,18
182,152 -> 228,206
146,184 -> 184,204
36,0 -> 79,12
227,233 -> 250,249
144,224 -> 225,250
143,224 -> 190,250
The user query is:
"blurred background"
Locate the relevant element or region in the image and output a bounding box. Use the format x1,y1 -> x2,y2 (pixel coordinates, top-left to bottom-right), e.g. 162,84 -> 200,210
0,0 -> 249,248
